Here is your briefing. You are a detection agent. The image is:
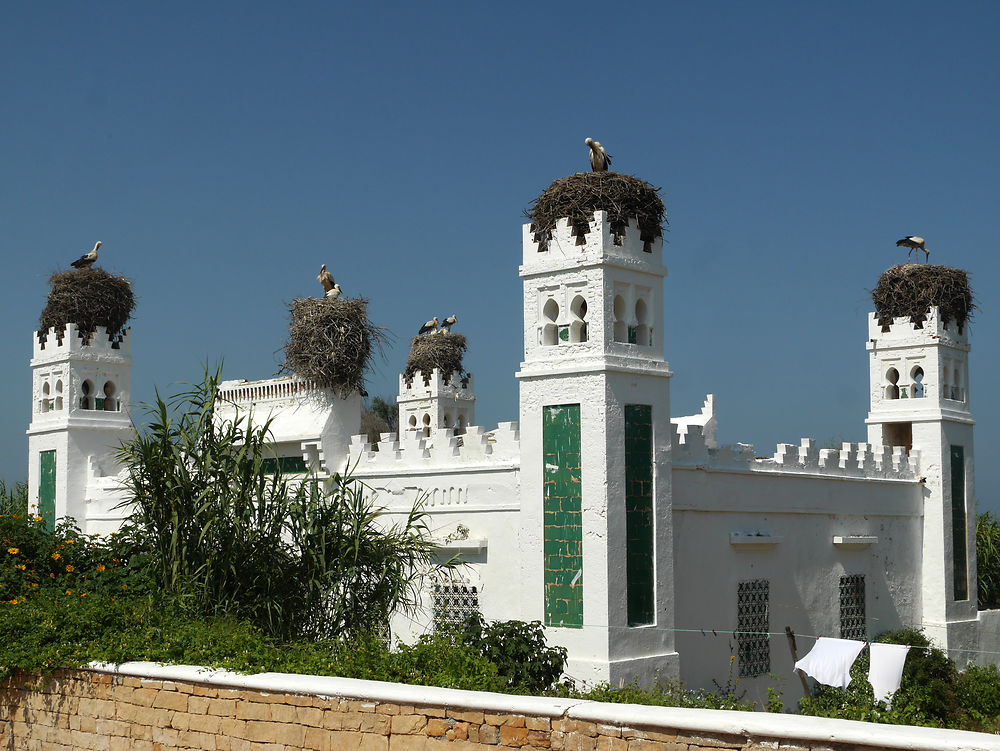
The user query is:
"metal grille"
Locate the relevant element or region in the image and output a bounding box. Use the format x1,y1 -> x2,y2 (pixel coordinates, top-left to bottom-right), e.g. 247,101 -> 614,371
736,579 -> 770,678
432,577 -> 480,632
839,574 -> 866,640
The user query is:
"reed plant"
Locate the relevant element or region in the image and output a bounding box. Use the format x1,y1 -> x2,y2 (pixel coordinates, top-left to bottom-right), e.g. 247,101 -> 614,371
116,367 -> 439,641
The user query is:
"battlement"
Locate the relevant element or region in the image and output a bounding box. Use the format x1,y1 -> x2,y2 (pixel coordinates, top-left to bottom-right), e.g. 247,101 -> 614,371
672,425 -> 919,481
868,306 -> 969,349
521,211 -> 664,271
399,369 -> 475,399
33,324 -> 132,360
348,421 -> 520,470
217,376 -> 322,405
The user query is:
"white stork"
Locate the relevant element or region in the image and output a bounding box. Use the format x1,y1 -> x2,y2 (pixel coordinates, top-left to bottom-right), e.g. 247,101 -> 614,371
585,138 -> 611,172
418,316 -> 439,335
441,314 -> 457,333
317,264 -> 335,294
328,283 -> 342,300
70,241 -> 101,270
896,236 -> 929,263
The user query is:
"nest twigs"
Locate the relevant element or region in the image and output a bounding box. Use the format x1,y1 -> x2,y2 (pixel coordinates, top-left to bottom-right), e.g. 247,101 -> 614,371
872,264 -> 973,328
404,333 -> 467,383
281,297 -> 389,398
525,171 -> 667,250
39,268 -> 135,342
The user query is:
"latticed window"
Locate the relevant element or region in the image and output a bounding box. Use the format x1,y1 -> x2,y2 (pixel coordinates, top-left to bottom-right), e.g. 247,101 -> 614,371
736,579 -> 770,678
431,575 -> 480,632
840,574 -> 866,640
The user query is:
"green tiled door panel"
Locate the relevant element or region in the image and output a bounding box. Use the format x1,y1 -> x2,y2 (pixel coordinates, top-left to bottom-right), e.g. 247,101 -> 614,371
951,445 -> 968,601
39,450 -> 56,532
625,405 -> 654,626
543,404 -> 583,628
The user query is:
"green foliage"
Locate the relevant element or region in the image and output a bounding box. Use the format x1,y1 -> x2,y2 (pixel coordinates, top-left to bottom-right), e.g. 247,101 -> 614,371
978,512 -> 1000,609
957,663 -> 1000,732
452,614 -> 567,693
116,366 -> 440,641
0,480 -> 27,516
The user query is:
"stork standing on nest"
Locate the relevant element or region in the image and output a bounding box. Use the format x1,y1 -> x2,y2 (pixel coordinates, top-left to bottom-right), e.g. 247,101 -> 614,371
441,314 -> 457,333
585,138 -> 611,172
70,241 -> 101,270
896,236 -> 929,263
317,264 -> 337,296
418,316 -> 439,335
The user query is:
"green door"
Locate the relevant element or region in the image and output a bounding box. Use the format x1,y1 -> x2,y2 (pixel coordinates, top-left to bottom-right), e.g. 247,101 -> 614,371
39,450 -> 56,532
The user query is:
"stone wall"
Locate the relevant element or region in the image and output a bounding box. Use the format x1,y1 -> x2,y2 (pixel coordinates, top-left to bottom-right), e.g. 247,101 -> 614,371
0,663 -> 996,751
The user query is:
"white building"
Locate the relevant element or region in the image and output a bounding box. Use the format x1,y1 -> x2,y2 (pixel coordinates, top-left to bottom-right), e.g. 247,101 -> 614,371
26,181 -> 995,700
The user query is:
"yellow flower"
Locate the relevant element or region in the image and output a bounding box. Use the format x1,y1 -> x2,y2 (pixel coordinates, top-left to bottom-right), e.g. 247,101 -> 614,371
8,599 -> 17,605
122,584 -> 128,591
65,540 -> 75,545
65,590 -> 72,595
14,564 -> 25,571
49,573 -> 55,578
65,565 -> 75,573
96,564 -> 106,573
7,548 -> 17,555
51,553 -> 61,560
80,593 -> 87,598
33,516 -> 42,523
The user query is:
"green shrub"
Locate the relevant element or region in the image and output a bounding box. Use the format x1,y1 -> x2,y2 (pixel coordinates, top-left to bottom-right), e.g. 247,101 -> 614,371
978,512 -> 1000,610
453,614 -> 567,693
116,367 -> 441,641
956,663 -> 1000,732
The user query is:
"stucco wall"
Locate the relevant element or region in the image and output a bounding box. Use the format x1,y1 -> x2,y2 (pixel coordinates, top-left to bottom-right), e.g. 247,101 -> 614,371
1,663 -> 996,751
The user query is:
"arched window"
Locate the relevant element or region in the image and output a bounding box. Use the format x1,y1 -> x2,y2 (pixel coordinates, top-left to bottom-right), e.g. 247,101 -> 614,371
910,366 -> 924,398
80,380 -> 94,410
953,367 -> 963,401
443,413 -> 452,428
55,380 -> 63,411
40,382 -> 50,413
102,381 -> 117,411
422,413 -> 431,438
569,295 -> 588,343
885,368 -> 900,400
456,413 -> 466,435
541,298 -> 559,346
613,295 -> 627,343
635,298 -> 650,346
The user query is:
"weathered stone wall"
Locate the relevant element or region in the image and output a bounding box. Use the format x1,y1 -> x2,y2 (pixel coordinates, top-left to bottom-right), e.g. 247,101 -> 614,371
0,663 -> 996,751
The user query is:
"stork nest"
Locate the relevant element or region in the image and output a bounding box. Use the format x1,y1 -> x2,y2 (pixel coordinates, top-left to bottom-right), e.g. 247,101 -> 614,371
525,171 -> 667,251
872,264 -> 973,328
404,333 -> 468,383
39,268 -> 135,343
280,297 -> 388,398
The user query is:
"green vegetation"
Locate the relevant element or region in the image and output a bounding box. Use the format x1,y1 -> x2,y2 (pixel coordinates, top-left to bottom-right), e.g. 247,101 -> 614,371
978,512 -> 1000,610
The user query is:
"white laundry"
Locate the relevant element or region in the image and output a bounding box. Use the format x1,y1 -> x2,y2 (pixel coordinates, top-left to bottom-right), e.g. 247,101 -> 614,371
794,637 -> 866,689
868,642 -> 910,705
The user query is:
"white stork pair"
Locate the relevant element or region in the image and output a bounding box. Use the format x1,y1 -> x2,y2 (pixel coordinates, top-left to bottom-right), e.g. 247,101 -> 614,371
317,264 -> 342,299
418,315 -> 458,335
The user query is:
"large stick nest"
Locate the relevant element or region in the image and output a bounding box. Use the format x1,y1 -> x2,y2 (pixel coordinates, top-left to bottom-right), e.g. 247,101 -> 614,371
39,268 -> 135,342
525,172 -> 667,251
872,264 -> 973,328
280,297 -> 388,398
404,333 -> 468,383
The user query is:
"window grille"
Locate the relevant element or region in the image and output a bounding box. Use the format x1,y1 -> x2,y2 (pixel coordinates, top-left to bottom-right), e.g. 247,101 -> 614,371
431,576 -> 480,632
839,574 -> 866,640
736,579 -> 770,678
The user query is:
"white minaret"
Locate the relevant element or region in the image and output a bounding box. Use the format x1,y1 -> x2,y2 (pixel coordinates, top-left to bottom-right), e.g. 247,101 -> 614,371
397,370 -> 475,440
27,324 -> 133,529
865,305 -> 978,658
516,202 -> 677,685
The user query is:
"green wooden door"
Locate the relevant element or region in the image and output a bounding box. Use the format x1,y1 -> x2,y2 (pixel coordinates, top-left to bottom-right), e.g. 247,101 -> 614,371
39,450 -> 56,532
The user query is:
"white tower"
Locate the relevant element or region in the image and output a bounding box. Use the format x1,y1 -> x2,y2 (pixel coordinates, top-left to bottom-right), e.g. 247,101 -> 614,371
398,370 -> 475,440
26,325 -> 133,528
865,305 -> 978,656
517,200 -> 677,685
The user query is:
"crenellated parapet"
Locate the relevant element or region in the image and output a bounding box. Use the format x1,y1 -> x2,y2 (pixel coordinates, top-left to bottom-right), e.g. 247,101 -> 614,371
33,323 -> 131,361
673,425 -> 919,480
868,306 -> 969,351
399,369 -> 474,396
348,421 -> 520,470
521,211 -> 665,274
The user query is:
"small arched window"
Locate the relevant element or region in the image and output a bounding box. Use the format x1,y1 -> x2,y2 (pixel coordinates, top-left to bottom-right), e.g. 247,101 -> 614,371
40,382 -> 51,413
569,295 -> 588,343
911,366 -> 925,399
102,381 -> 117,411
613,295 -> 627,343
80,380 -> 94,410
634,298 -> 650,346
443,413 -> 452,428
541,298 -> 559,346
885,368 -> 900,400
953,367 -> 963,401
422,413 -> 431,438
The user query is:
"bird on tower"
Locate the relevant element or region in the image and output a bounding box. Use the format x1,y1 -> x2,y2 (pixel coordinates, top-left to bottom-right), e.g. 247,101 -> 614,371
418,317 -> 439,335
70,241 -> 102,270
896,236 -> 929,263
317,264 -> 336,295
441,314 -> 457,332
328,283 -> 342,300
585,138 -> 611,172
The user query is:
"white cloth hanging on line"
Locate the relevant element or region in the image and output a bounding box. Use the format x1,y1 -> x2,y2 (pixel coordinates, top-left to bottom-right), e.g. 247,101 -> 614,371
793,637 -> 866,689
868,642 -> 910,705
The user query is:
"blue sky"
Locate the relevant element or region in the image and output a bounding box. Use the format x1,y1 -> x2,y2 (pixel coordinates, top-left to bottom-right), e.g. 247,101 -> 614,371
2,3 -> 999,510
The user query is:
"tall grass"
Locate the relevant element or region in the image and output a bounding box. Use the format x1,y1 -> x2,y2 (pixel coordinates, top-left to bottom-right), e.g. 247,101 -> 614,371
116,367 -> 440,641
0,480 -> 27,516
